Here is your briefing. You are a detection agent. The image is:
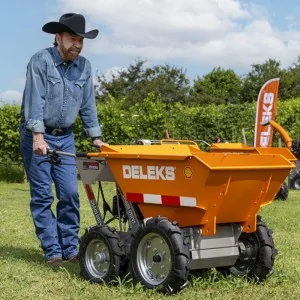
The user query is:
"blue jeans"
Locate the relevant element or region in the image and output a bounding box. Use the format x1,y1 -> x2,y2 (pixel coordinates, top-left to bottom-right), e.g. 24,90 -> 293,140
20,124 -> 80,260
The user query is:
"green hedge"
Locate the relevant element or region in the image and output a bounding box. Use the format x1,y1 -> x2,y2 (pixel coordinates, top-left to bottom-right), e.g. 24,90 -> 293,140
0,96 -> 299,182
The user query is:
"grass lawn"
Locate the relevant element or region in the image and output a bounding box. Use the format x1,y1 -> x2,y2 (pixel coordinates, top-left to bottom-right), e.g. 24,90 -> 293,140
0,181 -> 300,300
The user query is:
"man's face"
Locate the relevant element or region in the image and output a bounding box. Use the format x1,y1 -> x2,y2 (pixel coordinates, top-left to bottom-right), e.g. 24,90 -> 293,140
56,32 -> 84,61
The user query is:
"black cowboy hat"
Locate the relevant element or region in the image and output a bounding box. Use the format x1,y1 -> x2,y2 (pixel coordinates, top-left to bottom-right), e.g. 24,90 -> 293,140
42,13 -> 98,39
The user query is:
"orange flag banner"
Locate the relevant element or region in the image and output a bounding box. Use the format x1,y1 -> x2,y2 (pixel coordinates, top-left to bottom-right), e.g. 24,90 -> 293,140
254,78 -> 280,147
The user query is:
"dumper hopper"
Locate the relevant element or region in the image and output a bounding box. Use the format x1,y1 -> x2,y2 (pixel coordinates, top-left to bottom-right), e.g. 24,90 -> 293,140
85,143 -> 294,235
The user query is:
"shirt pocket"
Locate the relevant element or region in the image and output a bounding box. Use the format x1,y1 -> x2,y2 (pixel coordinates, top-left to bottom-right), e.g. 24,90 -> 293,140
47,76 -> 62,99
74,78 -> 87,101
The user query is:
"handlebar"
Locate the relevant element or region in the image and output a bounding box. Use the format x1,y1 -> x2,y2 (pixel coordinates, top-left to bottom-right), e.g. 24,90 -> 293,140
47,149 -> 89,158
38,149 -> 90,166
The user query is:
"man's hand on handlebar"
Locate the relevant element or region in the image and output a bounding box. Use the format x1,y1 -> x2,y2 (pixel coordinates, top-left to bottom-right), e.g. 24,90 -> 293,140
92,138 -> 108,149
33,133 -> 49,155
32,133 -> 108,156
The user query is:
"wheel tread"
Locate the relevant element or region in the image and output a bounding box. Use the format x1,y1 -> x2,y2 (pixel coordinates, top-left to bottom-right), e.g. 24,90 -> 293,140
217,215 -> 277,282
79,225 -> 125,284
130,217 -> 190,294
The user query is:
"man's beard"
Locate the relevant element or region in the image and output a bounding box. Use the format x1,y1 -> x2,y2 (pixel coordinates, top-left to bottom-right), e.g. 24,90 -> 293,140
60,44 -> 81,61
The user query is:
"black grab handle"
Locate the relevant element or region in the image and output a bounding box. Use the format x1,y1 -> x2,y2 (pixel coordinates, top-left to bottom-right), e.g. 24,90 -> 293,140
47,149 -> 93,158
76,152 -> 89,157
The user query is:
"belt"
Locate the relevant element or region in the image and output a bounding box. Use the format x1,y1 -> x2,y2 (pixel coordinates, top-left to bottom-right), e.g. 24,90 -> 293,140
45,127 -> 72,136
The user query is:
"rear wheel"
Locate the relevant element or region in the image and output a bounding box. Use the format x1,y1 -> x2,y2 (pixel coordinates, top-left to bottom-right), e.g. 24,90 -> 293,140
217,215 -> 277,282
290,173 -> 300,190
79,226 -> 124,283
275,182 -> 289,200
130,217 -> 190,294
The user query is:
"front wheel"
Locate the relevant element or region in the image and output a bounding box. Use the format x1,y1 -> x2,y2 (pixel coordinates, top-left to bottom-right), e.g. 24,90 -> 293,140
217,215 -> 277,282
130,217 -> 190,294
79,226 -> 124,283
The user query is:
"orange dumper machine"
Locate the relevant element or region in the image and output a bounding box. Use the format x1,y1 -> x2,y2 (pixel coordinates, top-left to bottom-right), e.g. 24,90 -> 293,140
54,120 -> 299,293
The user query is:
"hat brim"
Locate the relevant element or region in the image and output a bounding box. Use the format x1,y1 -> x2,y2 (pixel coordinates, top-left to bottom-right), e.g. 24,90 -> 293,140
42,22 -> 98,39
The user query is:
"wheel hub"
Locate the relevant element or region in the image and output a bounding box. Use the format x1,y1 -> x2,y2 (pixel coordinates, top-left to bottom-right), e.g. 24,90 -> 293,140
153,253 -> 163,263
137,233 -> 172,285
96,252 -> 107,264
85,239 -> 110,278
232,235 -> 258,275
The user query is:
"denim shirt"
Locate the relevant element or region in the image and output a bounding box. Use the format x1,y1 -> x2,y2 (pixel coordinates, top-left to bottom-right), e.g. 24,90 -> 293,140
21,47 -> 101,137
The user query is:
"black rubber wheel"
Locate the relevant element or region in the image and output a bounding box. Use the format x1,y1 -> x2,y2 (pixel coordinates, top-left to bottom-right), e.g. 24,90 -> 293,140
275,182 -> 289,200
290,173 -> 300,190
130,217 -> 190,294
79,225 -> 124,283
217,215 -> 277,282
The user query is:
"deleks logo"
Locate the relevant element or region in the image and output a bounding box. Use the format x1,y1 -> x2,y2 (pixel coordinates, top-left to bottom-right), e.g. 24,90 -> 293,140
122,165 -> 175,181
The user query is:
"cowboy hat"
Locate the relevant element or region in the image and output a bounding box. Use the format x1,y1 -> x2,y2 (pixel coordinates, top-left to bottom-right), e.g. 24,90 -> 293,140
42,13 -> 98,39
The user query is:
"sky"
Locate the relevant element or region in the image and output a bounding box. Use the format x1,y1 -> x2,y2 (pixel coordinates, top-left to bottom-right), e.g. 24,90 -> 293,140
2,0 -> 300,106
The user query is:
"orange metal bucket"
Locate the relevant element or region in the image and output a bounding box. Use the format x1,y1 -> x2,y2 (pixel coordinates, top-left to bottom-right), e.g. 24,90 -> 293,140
89,143 -> 295,236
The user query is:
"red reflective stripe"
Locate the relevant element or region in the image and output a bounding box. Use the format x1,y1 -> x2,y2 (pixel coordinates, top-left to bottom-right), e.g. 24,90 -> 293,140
125,193 -> 192,207
126,192 -> 144,203
161,195 -> 180,206
85,184 -> 94,200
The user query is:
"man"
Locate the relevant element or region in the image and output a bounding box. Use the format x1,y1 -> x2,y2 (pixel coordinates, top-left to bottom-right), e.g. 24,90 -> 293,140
20,13 -> 105,266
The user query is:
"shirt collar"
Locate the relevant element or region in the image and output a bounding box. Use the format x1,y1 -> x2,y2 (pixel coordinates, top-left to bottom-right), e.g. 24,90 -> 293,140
51,46 -> 79,67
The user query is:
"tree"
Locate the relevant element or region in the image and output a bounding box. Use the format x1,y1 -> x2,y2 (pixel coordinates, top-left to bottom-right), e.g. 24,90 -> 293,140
190,67 -> 242,105
240,59 -> 282,103
96,59 -> 191,107
279,55 -> 300,100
